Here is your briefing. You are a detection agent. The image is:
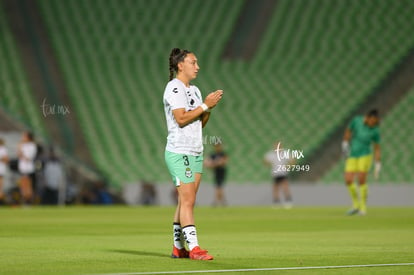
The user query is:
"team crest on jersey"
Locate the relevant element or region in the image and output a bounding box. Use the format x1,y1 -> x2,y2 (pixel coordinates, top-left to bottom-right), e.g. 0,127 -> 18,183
185,167 -> 192,178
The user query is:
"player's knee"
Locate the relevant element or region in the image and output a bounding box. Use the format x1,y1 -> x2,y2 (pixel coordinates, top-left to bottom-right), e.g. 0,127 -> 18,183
180,197 -> 195,209
179,185 -> 196,208
358,173 -> 367,184
344,173 -> 353,184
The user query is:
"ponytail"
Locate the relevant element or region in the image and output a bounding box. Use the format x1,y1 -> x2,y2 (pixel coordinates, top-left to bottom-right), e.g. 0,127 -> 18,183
169,48 -> 191,81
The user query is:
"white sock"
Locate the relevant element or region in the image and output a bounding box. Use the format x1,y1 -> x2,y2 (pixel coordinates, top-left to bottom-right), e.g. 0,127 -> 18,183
173,223 -> 185,249
182,225 -> 199,251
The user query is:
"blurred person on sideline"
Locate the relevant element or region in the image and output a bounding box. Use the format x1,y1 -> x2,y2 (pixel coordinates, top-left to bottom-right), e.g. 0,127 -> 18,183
91,181 -> 113,204
42,148 -> 66,205
163,48 -> 223,260
342,109 -> 381,216
0,138 -> 9,203
204,143 -> 228,206
140,180 -> 157,205
18,132 -> 37,205
264,141 -> 293,208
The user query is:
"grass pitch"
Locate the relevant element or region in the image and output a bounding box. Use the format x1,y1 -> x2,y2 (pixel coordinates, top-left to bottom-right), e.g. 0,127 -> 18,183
1,206 -> 413,275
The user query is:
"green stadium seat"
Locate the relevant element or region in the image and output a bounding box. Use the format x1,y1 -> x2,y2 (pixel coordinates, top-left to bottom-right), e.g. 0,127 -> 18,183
34,0 -> 414,186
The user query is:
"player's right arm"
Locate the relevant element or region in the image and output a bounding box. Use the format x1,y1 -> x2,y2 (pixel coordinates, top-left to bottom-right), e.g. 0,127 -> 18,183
342,128 -> 352,157
1,154 -> 9,163
373,143 -> 381,179
173,91 -> 223,128
342,118 -> 355,157
263,152 -> 272,167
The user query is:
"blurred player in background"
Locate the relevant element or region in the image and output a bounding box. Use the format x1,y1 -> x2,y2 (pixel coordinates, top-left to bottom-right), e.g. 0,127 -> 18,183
163,48 -> 223,260
18,132 -> 37,205
204,143 -> 228,206
264,141 -> 293,208
0,138 -> 9,203
342,109 -> 381,216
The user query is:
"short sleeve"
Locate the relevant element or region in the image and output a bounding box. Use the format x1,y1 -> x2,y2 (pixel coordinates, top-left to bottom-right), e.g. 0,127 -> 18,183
164,84 -> 187,110
348,117 -> 357,131
195,87 -> 203,103
264,151 -> 272,162
0,147 -> 6,158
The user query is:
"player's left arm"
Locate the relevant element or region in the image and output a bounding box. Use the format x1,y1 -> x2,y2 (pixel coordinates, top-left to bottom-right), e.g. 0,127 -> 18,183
201,112 -> 210,128
373,143 -> 381,179
217,154 -> 229,166
373,143 -> 381,162
199,89 -> 223,128
373,127 -> 381,179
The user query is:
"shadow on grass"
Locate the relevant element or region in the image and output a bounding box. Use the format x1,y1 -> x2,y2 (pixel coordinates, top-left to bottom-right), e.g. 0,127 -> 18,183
109,249 -> 167,258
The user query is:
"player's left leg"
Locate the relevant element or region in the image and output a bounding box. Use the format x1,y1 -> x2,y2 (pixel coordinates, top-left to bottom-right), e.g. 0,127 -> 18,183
214,170 -> 226,206
273,177 -> 281,205
215,186 -> 225,206
20,175 -> 33,204
357,155 -> 372,215
280,178 -> 293,209
357,172 -> 368,215
187,156 -> 213,260
0,176 -> 4,202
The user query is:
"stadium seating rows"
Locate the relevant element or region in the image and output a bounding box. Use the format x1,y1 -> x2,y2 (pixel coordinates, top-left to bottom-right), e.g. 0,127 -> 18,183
38,0 -> 414,185
0,4 -> 46,136
2,0 -> 413,186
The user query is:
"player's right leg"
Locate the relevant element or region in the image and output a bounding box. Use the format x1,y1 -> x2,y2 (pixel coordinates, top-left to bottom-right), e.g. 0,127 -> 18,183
20,175 -> 33,204
172,198 -> 189,258
214,171 -> 226,206
280,179 -> 293,209
178,180 -> 213,260
344,158 -> 359,215
272,177 -> 281,205
357,172 -> 368,215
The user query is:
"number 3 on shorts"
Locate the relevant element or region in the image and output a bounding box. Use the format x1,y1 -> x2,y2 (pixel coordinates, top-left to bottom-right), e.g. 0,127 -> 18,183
183,155 -> 190,166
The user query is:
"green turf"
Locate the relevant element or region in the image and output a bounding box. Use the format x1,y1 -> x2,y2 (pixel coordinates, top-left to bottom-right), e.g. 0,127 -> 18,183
0,206 -> 413,275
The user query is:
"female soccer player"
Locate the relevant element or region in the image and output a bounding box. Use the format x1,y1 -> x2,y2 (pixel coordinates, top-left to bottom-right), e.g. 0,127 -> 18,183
0,138 -> 9,203
264,142 -> 293,208
18,132 -> 37,204
342,109 -> 381,216
163,48 -> 223,260
205,143 -> 229,207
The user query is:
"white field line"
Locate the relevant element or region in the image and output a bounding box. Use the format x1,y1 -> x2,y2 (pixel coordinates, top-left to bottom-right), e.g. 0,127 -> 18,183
93,262 -> 414,275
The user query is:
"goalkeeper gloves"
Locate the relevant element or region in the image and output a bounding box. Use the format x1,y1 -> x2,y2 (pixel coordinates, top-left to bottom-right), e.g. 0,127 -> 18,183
342,141 -> 349,158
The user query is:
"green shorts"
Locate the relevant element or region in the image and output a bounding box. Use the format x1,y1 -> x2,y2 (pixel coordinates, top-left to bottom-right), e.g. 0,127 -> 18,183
165,151 -> 203,186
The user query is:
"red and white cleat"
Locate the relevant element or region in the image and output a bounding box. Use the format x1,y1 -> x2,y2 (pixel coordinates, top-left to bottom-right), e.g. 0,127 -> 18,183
189,246 -> 214,260
171,246 -> 189,258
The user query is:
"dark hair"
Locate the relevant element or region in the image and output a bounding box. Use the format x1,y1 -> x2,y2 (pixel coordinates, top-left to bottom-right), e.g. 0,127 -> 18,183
169,48 -> 191,81
367,109 -> 379,118
26,131 -> 34,141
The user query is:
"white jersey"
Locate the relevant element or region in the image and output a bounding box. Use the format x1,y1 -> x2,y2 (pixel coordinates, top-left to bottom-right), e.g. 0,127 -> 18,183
265,150 -> 289,177
18,142 -> 37,174
163,78 -> 203,156
0,145 -> 8,176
